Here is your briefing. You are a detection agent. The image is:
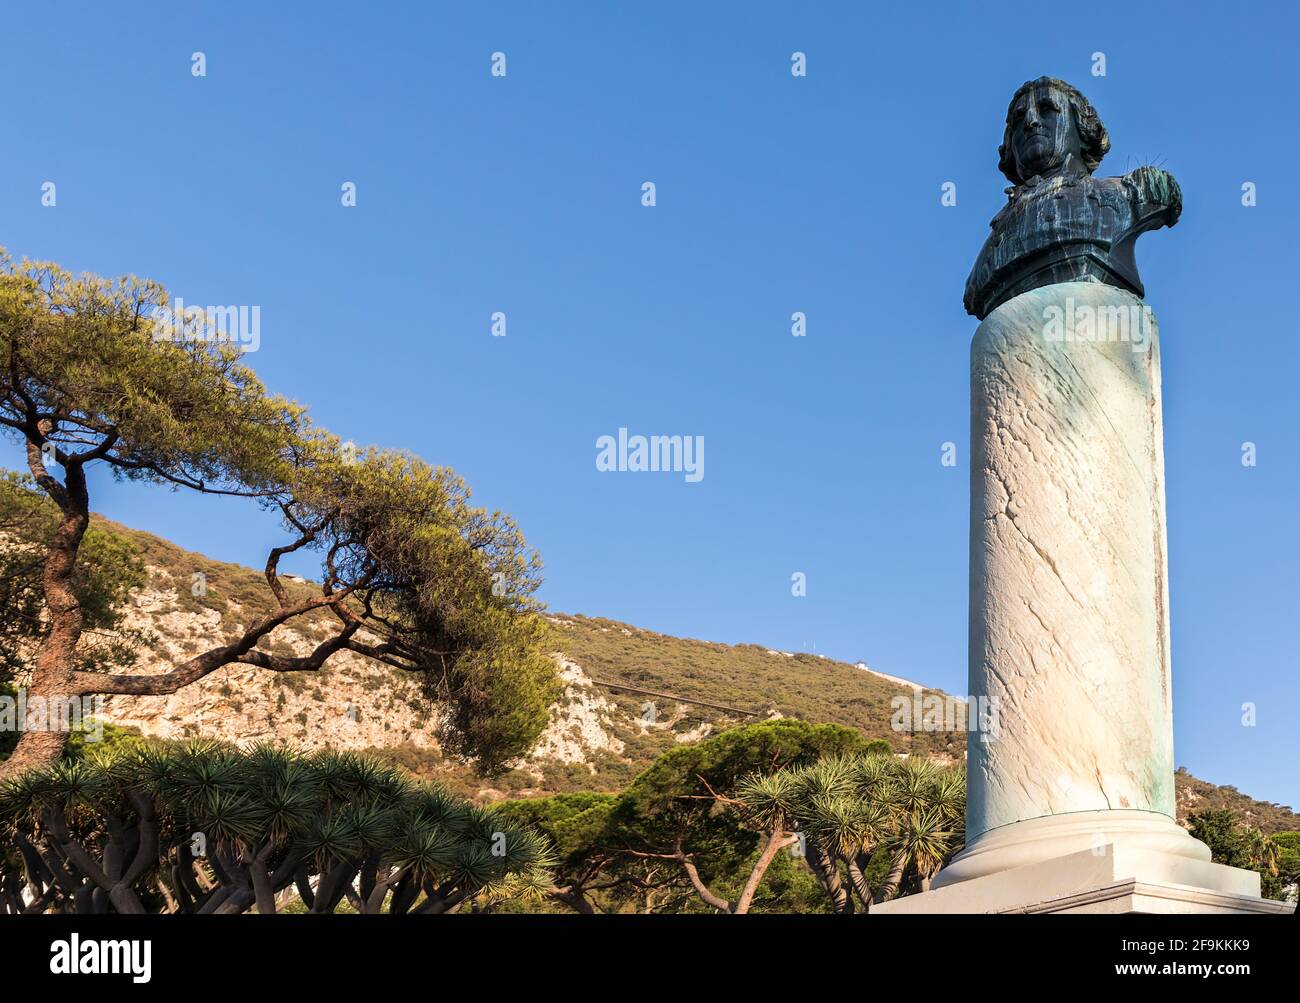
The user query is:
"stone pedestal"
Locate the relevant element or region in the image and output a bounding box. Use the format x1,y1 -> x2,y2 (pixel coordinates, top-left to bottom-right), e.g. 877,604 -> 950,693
889,281 -> 1279,913
875,840 -> 1291,914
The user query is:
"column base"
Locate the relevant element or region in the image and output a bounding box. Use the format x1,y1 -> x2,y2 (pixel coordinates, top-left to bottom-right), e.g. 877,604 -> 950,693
873,840 -> 1290,915
933,809 -> 1209,888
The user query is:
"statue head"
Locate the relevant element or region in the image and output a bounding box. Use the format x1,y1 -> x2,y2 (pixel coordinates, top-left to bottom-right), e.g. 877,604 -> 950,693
998,77 -> 1110,186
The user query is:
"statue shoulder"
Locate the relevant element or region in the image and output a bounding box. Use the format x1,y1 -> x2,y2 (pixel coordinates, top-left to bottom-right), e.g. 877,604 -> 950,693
1121,166 -> 1182,226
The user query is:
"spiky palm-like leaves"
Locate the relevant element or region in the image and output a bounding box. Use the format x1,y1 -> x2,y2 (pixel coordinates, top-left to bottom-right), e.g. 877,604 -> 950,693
895,808 -> 953,886
0,742 -> 552,914
389,824 -> 463,882
734,772 -> 801,833
728,752 -> 966,912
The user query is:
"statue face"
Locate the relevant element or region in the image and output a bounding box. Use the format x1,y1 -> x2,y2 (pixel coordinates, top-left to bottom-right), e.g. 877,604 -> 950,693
1008,84 -> 1082,181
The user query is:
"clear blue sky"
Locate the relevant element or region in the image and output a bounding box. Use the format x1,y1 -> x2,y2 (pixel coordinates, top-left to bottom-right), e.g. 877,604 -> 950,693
2,2 -> 1295,808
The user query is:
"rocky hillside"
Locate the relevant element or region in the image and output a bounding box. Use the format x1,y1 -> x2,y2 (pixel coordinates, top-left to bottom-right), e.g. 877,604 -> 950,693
67,516 -> 1300,832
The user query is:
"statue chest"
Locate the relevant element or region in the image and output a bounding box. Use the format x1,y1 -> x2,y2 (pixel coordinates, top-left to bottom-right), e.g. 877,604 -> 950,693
965,179 -> 1135,315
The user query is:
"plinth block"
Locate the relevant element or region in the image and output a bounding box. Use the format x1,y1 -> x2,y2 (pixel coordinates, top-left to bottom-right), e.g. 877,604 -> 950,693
874,843 -> 1291,915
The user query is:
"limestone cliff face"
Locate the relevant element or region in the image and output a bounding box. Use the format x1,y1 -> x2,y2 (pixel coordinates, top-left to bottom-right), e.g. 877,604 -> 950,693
93,572 -> 636,782
100,585 -> 442,752
529,657 -> 626,764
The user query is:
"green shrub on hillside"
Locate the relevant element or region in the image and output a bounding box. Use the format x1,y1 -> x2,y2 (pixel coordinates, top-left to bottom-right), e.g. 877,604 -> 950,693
1189,809 -> 1289,900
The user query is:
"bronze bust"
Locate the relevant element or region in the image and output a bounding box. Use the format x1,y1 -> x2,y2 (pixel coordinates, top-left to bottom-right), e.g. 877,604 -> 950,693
964,77 -> 1182,319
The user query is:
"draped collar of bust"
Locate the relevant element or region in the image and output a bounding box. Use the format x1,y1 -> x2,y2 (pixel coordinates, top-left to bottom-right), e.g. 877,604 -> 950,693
1004,162 -> 1090,201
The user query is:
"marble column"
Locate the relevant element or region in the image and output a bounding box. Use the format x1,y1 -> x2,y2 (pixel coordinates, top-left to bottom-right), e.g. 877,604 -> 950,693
933,280 -> 1212,887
